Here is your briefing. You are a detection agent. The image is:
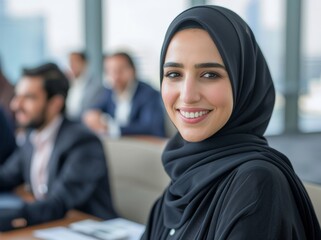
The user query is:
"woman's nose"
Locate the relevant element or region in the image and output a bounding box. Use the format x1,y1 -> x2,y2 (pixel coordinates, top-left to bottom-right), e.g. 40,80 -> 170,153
180,76 -> 201,104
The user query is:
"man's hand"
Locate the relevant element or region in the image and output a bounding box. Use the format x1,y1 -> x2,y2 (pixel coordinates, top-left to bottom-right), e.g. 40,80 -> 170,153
83,110 -> 108,134
0,208 -> 27,232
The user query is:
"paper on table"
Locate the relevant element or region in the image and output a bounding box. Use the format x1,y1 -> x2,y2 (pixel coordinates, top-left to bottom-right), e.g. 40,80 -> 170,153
101,218 -> 145,240
34,226 -> 98,240
69,218 -> 145,240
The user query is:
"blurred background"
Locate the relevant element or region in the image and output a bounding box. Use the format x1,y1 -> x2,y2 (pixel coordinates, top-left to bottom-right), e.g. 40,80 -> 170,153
0,0 -> 320,181
1,0 -> 321,135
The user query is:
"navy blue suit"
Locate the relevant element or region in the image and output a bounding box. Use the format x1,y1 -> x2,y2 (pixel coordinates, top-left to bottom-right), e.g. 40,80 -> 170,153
0,107 -> 16,165
0,118 -> 117,231
92,81 -> 166,137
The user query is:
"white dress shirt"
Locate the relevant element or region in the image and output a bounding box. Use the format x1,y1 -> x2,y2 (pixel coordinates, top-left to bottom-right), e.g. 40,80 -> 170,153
66,70 -> 89,119
104,81 -> 138,138
30,115 -> 63,200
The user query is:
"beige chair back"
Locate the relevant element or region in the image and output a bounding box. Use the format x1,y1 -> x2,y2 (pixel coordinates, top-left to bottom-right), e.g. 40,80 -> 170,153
104,137 -> 170,224
304,182 -> 321,225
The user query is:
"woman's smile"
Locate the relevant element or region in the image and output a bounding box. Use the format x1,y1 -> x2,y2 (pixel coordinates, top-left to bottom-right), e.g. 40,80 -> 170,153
177,107 -> 212,123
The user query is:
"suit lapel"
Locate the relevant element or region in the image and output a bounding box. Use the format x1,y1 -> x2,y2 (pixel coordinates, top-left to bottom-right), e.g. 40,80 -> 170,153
129,82 -> 141,120
23,139 -> 34,187
46,119 -> 69,191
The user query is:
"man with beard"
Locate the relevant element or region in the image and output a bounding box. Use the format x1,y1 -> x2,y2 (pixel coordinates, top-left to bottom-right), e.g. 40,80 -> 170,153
0,63 -> 117,232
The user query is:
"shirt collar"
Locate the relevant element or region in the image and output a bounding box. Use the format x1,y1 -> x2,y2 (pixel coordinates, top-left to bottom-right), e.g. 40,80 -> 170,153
114,80 -> 138,102
30,115 -> 63,146
72,68 -> 90,85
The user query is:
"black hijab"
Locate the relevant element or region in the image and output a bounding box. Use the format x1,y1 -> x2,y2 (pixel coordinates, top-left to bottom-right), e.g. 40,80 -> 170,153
158,5 -> 320,239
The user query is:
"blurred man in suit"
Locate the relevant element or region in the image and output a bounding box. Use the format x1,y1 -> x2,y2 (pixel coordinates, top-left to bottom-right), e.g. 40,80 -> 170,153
66,51 -> 102,120
0,63 -> 117,231
83,52 -> 165,138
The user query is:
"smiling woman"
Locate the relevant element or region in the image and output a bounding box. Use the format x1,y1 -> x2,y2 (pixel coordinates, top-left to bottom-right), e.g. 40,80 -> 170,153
141,5 -> 321,240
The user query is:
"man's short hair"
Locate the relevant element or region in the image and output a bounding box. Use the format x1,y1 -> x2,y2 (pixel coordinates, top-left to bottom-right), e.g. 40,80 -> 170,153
105,52 -> 136,73
22,63 -> 69,113
70,51 -> 87,62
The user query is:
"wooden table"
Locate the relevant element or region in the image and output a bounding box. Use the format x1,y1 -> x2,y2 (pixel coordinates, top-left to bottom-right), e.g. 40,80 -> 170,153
0,210 -> 99,240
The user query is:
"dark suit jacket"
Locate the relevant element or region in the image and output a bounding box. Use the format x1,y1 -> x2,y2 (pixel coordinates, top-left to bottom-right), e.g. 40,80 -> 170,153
0,118 -> 117,231
0,107 -> 16,165
92,81 -> 166,137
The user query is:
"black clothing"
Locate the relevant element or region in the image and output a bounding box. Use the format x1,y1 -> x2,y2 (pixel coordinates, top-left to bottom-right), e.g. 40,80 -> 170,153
142,5 -> 321,240
0,107 -> 16,165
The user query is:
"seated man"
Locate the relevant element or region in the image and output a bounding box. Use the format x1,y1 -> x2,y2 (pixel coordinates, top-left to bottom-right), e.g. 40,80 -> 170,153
0,107 -> 16,165
0,63 -> 117,232
83,52 -> 166,138
66,51 -> 103,120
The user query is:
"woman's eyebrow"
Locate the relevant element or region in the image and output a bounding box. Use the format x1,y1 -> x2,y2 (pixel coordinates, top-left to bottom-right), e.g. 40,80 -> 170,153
163,62 -> 184,68
163,62 -> 226,70
195,62 -> 226,69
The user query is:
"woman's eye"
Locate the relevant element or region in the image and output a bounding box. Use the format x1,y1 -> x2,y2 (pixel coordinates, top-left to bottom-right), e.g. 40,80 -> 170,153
165,72 -> 181,79
202,72 -> 219,79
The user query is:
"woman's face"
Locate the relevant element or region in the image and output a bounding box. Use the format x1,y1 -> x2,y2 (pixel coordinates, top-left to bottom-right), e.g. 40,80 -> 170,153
162,28 -> 234,142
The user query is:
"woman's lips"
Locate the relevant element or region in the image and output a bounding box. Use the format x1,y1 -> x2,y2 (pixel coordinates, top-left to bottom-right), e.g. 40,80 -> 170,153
177,108 -> 211,123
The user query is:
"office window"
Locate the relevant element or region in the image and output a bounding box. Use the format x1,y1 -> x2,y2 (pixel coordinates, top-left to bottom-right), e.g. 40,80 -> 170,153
0,0 -> 83,83
103,0 -> 187,90
299,0 -> 321,132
